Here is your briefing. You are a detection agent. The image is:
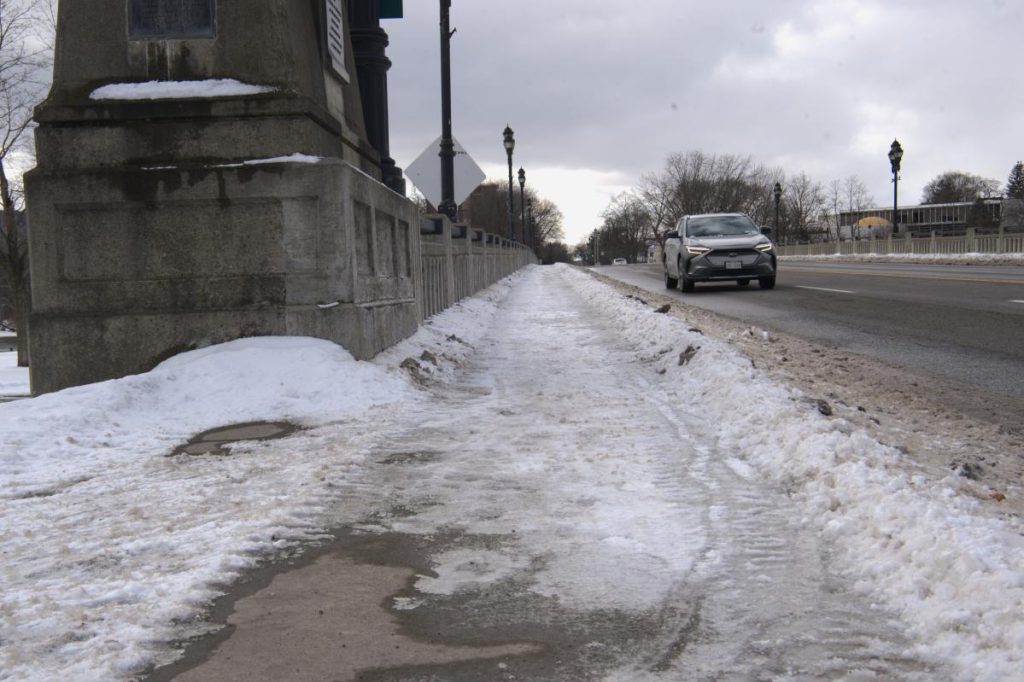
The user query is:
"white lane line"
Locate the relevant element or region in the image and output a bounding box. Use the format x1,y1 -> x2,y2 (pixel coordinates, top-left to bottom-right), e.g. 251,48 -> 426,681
795,285 -> 855,294
1011,300 -> 1024,304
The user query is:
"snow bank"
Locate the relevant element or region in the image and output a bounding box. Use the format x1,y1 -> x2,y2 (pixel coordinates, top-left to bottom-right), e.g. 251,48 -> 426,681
0,338 -> 411,681
0,350 -> 29,396
781,252 -> 1024,265
90,79 -> 275,101
558,264 -> 1024,680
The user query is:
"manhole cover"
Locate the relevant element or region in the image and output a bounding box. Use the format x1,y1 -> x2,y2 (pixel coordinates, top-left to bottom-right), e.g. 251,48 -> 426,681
172,421 -> 300,456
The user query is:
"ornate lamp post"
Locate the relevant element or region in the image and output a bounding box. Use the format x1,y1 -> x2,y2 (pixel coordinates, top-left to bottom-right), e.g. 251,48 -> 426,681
773,182 -> 783,242
517,167 -> 526,246
503,125 -> 515,240
889,139 -> 903,235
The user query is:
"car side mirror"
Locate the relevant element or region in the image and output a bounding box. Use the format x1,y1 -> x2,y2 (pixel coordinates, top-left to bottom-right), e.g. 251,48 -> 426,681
665,230 -> 678,239
760,226 -> 773,236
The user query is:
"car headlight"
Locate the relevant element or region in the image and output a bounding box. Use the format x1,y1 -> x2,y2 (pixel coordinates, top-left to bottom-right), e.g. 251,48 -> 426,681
756,243 -> 774,252
686,245 -> 710,255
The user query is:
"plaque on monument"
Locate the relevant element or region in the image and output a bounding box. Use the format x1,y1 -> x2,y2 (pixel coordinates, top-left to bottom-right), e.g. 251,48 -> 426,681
129,0 -> 215,39
324,0 -> 348,80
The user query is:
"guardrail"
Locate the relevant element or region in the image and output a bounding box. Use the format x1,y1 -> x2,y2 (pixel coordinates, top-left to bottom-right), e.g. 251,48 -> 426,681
777,228 -> 1024,257
419,214 -> 536,320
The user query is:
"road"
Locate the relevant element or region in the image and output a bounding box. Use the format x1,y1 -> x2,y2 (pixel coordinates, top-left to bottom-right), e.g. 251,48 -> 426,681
597,260 -> 1024,399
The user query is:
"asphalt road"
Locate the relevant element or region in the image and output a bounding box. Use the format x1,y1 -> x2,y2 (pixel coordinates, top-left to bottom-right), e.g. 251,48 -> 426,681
596,261 -> 1024,399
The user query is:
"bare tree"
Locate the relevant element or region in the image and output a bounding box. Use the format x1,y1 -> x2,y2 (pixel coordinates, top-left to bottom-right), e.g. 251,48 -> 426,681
636,170 -> 676,239
596,193 -> 653,263
529,193 -> 565,247
837,175 -> 876,239
0,0 -> 53,366
921,171 -> 1001,205
782,173 -> 826,241
824,179 -> 844,240
645,151 -> 782,228
461,180 -> 564,252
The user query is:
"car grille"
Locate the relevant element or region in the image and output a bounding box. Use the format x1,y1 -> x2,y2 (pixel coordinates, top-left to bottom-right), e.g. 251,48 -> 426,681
705,248 -> 759,266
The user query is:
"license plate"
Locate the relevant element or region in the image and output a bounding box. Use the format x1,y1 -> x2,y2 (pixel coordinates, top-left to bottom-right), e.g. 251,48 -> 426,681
725,260 -> 741,270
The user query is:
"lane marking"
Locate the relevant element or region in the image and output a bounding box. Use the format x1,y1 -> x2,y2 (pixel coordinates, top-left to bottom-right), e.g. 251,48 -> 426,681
781,265 -> 1024,285
795,285 -> 855,294
1011,300 -> 1024,304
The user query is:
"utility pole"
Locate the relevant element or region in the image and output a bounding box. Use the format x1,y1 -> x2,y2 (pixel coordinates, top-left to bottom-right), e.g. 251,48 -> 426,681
437,0 -> 457,221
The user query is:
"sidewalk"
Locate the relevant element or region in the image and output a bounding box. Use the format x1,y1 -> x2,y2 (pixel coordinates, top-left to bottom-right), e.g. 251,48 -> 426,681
2,266 -> 1022,680
150,267 -> 940,680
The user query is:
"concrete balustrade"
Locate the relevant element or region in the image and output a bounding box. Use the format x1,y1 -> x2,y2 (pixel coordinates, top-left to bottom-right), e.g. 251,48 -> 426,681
418,214 -> 536,321
776,226 -> 1024,257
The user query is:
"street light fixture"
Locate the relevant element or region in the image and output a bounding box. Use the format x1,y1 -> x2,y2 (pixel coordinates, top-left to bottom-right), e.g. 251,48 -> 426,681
889,139 -> 903,235
773,182 -> 783,243
517,167 -> 526,246
503,125 -> 515,241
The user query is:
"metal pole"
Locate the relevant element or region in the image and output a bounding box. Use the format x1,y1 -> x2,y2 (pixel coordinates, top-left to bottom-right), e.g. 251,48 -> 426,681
506,158 -> 515,241
893,172 -> 899,236
438,0 -> 457,221
518,168 -> 526,247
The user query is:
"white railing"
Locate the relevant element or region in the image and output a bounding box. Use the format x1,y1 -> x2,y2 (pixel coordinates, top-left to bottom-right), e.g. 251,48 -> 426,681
777,228 -> 1024,257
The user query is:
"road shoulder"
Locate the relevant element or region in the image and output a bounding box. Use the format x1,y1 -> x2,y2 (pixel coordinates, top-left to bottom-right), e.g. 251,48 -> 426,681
587,269 -> 1024,520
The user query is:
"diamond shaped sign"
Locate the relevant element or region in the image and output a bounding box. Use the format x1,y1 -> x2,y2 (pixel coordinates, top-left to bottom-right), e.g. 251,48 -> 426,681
405,136 -> 486,208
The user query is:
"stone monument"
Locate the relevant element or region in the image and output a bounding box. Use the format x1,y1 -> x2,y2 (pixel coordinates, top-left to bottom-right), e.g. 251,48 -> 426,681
26,0 -> 420,393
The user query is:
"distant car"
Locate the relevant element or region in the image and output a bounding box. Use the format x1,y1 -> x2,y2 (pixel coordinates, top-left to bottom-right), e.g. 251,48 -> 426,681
612,258 -> 628,265
662,213 -> 776,291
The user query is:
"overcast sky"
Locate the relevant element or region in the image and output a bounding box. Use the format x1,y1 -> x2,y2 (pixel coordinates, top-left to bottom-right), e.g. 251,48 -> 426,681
382,0 -> 1024,244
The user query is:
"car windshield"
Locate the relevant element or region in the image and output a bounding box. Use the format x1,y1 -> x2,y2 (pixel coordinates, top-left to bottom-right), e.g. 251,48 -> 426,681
686,216 -> 759,238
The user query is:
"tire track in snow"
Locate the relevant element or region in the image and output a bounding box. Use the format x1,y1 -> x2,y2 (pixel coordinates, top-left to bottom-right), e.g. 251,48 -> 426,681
335,267 -> 941,679
606,315 -> 938,679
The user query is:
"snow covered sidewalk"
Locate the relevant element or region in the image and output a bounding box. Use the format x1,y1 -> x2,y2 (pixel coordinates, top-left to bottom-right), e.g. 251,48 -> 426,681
2,265 -> 1023,680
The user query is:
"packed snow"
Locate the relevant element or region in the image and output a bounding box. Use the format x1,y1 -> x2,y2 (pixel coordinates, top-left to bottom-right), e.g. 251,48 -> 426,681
1,265 -> 1021,680
0,347 -> 28,397
90,79 -> 275,101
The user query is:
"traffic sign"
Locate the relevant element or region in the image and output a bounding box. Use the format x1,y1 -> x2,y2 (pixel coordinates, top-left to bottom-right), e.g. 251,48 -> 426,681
405,136 -> 486,209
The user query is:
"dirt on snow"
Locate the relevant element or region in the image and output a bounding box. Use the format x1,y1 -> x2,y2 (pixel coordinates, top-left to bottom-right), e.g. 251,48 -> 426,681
588,270 -> 1024,521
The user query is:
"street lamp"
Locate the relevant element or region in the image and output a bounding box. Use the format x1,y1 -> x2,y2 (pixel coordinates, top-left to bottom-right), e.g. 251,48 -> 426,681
889,139 -> 903,235
773,182 -> 783,242
517,167 -> 526,246
503,125 -> 515,240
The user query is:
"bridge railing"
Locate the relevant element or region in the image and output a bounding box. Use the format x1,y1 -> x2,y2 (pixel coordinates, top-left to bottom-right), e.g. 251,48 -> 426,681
776,227 -> 1024,257
418,214 -> 537,320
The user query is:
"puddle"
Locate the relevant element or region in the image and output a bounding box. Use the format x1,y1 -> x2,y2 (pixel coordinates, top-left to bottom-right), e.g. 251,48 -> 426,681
172,421 -> 300,456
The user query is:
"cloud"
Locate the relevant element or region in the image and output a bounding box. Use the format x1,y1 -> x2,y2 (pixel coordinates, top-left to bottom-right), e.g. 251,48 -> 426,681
383,0 -> 1023,239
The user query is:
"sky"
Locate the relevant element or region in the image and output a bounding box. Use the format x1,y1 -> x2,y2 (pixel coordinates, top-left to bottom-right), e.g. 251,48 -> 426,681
3,265 -> 1023,678
382,0 -> 1024,244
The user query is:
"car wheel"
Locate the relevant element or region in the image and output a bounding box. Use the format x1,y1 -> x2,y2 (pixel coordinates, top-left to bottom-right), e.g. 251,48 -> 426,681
737,279 -> 750,287
664,268 -> 678,289
758,275 -> 776,290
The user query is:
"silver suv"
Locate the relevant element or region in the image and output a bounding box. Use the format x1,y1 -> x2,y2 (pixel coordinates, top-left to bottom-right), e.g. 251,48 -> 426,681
663,213 -> 776,291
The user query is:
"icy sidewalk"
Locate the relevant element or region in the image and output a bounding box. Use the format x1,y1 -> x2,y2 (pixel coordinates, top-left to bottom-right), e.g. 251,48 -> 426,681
1,265 -> 1022,680
336,266 -> 938,679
